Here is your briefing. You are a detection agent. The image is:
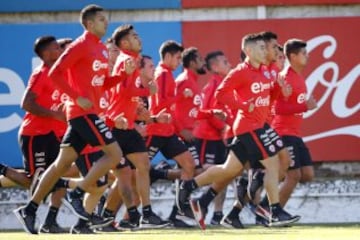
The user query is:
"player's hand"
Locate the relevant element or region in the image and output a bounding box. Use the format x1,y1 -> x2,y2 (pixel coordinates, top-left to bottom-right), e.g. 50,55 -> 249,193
76,96 -> 93,110
180,129 -> 195,142
281,83 -> 292,98
148,81 -> 158,95
124,58 -> 137,75
52,110 -> 66,122
213,109 -> 226,121
114,113 -> 128,130
183,88 -> 193,98
155,108 -> 171,124
306,95 -> 317,110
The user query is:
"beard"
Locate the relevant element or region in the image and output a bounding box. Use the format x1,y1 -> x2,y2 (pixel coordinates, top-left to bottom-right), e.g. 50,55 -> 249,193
196,67 -> 206,75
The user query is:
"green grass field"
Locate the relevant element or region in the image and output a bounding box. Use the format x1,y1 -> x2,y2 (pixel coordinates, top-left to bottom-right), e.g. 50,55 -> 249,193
1,225 -> 359,240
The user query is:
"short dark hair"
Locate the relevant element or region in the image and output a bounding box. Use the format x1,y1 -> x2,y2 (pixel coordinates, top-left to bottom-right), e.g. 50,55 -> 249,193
241,33 -> 264,50
34,35 -> 56,58
240,50 -> 246,62
80,4 -> 104,28
260,31 -> 278,42
57,38 -> 73,49
205,51 -> 224,71
112,24 -> 133,47
181,47 -> 198,68
277,44 -> 284,52
140,55 -> 152,69
284,39 -> 307,59
159,40 -> 184,60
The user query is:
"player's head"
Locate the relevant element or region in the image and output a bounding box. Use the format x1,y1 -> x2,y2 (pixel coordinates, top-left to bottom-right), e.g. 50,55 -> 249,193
205,51 -> 231,76
80,4 -> 108,38
260,31 -> 278,64
57,38 -> 73,52
159,40 -> 184,70
182,47 -> 206,75
284,39 -> 308,67
105,38 -> 120,72
241,33 -> 266,65
112,24 -> 142,53
139,55 -> 155,86
34,35 -> 61,63
275,44 -> 285,70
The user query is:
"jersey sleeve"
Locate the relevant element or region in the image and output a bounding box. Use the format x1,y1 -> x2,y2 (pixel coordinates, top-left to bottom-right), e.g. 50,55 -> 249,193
48,42 -> 85,99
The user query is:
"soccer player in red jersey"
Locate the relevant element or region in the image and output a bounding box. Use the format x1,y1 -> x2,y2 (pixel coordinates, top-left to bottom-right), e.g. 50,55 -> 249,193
105,24 -> 168,228
0,36 -> 68,234
272,39 -> 317,208
14,5 -> 134,234
178,33 -> 299,228
188,51 -> 231,226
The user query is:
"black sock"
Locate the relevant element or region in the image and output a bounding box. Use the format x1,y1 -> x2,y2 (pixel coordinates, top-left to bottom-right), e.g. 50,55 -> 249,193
199,187 -> 218,209
0,164 -> 8,176
54,178 -> 69,189
25,201 -> 39,215
142,205 -> 152,217
102,208 -> 114,218
127,206 -> 140,223
213,211 -> 223,219
70,187 -> 85,199
228,206 -> 241,219
150,169 -> 168,183
270,203 -> 282,214
44,206 -> 59,225
260,196 -> 269,208
183,179 -> 198,192
169,205 -> 178,219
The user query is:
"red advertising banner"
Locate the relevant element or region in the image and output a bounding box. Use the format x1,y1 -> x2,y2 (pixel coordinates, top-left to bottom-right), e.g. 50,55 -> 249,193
182,17 -> 360,162
182,0 -> 360,8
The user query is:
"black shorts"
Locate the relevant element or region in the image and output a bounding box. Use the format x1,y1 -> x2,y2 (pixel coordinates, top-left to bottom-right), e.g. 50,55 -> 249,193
61,114 -> 115,154
194,138 -> 227,165
19,131 -> 60,176
230,124 -> 284,169
146,134 -> 188,160
112,128 -> 147,169
282,135 -> 313,170
76,150 -> 108,187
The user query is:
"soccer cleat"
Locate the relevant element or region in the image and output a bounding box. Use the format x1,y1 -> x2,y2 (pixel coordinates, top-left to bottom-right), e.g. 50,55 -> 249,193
168,206 -> 193,228
210,212 -> 224,225
189,199 -> 206,230
89,214 -> 114,229
29,168 -> 44,197
62,192 -> 90,220
268,208 -> 301,227
255,215 -> 269,227
13,206 -> 37,234
70,222 -> 95,234
96,221 -> 121,232
220,215 -> 244,229
140,212 -> 170,229
247,169 -> 265,201
39,222 -> 68,233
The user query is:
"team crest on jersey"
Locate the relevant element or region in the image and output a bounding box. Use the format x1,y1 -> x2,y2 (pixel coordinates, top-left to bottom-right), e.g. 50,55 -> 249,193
105,131 -> 113,139
102,50 -> 108,59
268,144 -> 276,153
193,94 -> 202,106
263,70 -> 271,79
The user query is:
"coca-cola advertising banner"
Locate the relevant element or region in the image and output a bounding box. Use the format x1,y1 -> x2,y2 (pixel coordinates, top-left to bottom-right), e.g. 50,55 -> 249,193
183,17 -> 360,162
182,0 -> 360,8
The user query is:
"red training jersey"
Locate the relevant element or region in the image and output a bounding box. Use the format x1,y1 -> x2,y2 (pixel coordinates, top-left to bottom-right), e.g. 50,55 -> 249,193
49,31 -> 126,120
193,74 -> 226,140
19,63 -> 66,136
106,50 -> 150,129
147,63 -> 177,136
271,66 -> 308,137
216,61 -> 272,136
